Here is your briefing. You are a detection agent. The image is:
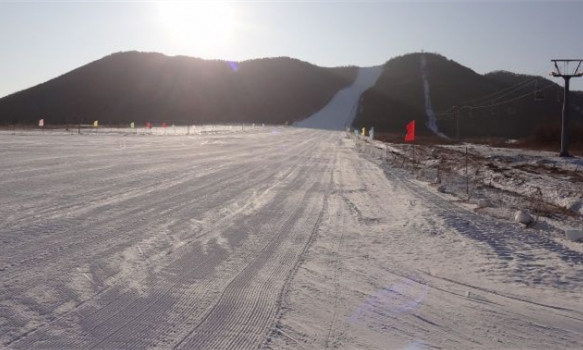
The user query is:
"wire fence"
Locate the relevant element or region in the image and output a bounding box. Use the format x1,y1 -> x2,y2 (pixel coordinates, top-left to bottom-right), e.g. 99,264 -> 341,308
352,133 -> 580,225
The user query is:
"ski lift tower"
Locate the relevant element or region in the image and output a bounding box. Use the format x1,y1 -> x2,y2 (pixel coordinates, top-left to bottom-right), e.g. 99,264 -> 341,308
551,59 -> 583,157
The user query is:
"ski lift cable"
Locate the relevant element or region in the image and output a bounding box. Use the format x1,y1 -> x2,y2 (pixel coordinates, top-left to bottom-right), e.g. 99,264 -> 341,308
435,84 -> 556,121
482,78 -> 539,103
435,77 -> 539,116
466,76 -> 538,104
436,80 -> 532,115
435,63 -> 569,122
467,83 -> 555,110
438,75 -> 558,116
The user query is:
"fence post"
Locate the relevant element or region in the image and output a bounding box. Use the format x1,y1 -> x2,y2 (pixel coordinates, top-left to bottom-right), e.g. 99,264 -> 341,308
437,159 -> 441,183
465,146 -> 469,198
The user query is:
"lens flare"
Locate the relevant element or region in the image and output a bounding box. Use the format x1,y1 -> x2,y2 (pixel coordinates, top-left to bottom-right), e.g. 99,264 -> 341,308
157,2 -> 235,56
350,275 -> 429,328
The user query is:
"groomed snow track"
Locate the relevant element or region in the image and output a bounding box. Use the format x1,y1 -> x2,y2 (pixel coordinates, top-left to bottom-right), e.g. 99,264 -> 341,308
0,129 -> 334,349
1,129 -> 583,349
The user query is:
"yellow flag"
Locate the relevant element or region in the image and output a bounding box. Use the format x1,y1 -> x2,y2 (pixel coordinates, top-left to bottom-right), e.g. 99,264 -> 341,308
361,127 -> 365,136
130,122 -> 135,129
93,120 -> 98,128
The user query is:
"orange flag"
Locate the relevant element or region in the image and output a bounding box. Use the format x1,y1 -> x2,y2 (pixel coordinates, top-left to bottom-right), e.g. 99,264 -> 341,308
405,120 -> 415,142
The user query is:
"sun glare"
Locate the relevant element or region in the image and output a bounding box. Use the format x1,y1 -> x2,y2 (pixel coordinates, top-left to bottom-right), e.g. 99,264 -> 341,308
157,2 -> 235,56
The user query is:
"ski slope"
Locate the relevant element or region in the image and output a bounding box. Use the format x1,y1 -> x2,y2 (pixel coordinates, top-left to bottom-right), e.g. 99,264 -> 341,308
293,66 -> 383,130
1,129 -> 583,350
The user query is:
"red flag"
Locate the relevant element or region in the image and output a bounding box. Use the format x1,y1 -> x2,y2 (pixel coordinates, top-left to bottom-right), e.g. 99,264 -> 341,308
161,122 -> 167,128
146,122 -> 152,129
405,120 -> 415,142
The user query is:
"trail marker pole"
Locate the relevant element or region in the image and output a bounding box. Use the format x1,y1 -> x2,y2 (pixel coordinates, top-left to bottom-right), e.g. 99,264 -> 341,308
551,59 -> 583,157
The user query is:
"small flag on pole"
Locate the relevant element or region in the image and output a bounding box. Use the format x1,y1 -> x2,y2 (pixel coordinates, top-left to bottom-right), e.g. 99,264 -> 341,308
146,122 -> 152,129
38,119 -> 44,127
161,122 -> 167,128
405,120 -> 415,142
130,122 -> 135,129
93,120 -> 98,128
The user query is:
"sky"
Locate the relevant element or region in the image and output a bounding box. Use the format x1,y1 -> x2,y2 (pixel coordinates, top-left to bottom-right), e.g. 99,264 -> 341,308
1,0 -> 583,98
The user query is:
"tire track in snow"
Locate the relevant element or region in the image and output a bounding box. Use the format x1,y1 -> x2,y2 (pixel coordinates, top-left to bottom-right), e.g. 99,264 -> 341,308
4,130 -> 334,349
77,143 -> 322,350
2,131 -> 318,347
254,139 -> 583,350
383,164 -> 583,292
172,138 -> 335,350
0,133 -> 313,270
0,133 -> 295,227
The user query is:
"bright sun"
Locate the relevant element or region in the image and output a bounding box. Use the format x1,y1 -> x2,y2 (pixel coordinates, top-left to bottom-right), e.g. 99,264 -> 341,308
157,2 -> 235,55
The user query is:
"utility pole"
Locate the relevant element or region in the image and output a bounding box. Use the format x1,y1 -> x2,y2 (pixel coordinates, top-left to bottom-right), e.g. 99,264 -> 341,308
551,59 -> 583,157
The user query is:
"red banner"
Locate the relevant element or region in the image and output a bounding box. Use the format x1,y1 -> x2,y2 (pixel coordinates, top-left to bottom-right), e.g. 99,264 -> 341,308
405,120 -> 415,142
146,122 -> 152,129
161,122 -> 167,128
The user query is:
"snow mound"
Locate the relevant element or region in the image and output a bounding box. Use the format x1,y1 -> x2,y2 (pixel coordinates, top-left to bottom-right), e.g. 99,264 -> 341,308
474,199 -> 491,208
565,229 -> 583,242
514,210 -> 534,226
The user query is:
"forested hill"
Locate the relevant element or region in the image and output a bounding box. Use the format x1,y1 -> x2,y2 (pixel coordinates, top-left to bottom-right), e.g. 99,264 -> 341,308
0,51 -> 357,126
355,52 -> 583,139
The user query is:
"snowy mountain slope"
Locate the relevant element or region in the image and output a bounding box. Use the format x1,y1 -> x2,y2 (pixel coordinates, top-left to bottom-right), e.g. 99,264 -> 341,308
293,66 -> 383,130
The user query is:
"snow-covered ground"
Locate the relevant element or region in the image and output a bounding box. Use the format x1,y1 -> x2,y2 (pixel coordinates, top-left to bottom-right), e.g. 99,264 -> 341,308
3,64 -> 583,348
267,134 -> 583,350
1,128 -> 583,349
357,138 -> 583,231
293,66 -> 383,130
